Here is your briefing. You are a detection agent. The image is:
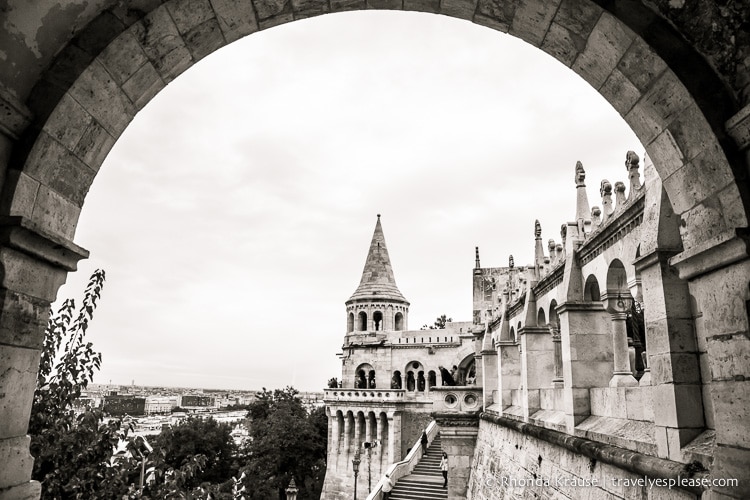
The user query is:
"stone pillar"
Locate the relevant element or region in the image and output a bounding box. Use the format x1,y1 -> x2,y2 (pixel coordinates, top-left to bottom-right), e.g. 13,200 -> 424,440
365,412 -> 372,443
433,412 -> 479,500
557,302 -> 613,430
0,218 -> 89,499
637,249 -> 706,460
550,325 -> 563,388
519,326 -> 554,417
343,412 -> 352,455
354,412 -> 363,454
496,339 -> 520,408
604,294 -> 639,387
387,411 -> 401,463
480,348 -> 498,408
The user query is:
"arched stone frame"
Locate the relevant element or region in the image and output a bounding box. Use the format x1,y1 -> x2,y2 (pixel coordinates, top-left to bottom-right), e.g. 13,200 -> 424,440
391,370 -> 402,390
354,362 -> 374,389
355,410 -> 366,451
358,311 -> 367,332
0,1 -> 749,497
336,409 -> 345,448
394,311 -> 404,331
583,274 -> 601,302
347,312 -> 354,333
537,307 -> 546,326
373,310 -> 383,331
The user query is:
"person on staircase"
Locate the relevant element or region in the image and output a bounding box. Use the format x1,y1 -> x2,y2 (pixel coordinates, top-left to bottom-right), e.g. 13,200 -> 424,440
440,452 -> 448,488
382,473 -> 394,499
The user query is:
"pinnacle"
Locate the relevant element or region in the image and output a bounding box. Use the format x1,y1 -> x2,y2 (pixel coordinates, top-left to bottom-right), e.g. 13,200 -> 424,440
347,215 -> 408,304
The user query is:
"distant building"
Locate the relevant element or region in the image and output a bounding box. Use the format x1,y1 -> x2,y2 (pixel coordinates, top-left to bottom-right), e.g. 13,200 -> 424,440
181,395 -> 215,409
103,395 -> 146,416
145,395 -> 180,415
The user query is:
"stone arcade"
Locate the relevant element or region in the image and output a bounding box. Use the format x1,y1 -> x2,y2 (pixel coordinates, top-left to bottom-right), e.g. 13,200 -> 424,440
0,2 -> 749,499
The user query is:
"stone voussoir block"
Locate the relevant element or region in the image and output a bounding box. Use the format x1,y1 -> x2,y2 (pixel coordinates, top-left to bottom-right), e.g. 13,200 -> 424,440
97,29 -> 150,85
183,18 -> 226,61
509,0 -> 560,48
132,6 -> 194,83
67,60 -> 136,137
122,61 -> 165,111
292,0 -> 330,18
166,0 -> 217,34
571,12 -> 635,91
600,68 -> 641,117
209,0 -> 259,42
41,93 -> 93,150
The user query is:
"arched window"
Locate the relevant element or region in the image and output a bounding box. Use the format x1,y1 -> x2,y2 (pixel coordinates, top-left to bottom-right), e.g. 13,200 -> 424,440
537,307 -> 546,326
347,312 -> 354,333
373,311 -> 383,331
428,370 -> 437,388
358,311 -> 367,331
355,369 -> 367,388
391,371 -> 402,389
395,312 -> 404,330
368,370 -> 376,388
584,275 -> 601,302
417,371 -> 426,391
406,371 -> 416,391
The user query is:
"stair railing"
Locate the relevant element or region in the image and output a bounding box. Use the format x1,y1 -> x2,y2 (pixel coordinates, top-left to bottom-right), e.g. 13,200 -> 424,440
365,420 -> 439,500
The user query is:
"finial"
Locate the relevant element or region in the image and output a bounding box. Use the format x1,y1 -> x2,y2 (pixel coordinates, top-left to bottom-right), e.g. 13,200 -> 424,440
377,214 -> 381,220
509,255 -> 514,269
626,150 -> 642,196
534,220 -> 542,238
600,180 -> 613,219
575,161 -> 585,187
475,246 -> 481,269
614,181 -> 626,209
560,224 -> 567,240
548,239 -> 556,253
591,206 -> 602,227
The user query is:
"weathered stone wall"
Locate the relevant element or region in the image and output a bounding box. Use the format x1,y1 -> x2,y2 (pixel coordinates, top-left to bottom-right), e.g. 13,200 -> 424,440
400,410 -> 432,457
467,418 -> 697,500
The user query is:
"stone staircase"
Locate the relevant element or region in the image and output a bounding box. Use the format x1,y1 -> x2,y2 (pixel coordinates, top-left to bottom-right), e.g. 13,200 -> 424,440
389,434 -> 447,499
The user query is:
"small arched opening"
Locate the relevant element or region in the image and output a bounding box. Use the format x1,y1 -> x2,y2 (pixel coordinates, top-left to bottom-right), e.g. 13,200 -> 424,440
358,311 -> 368,331
584,275 -> 601,302
373,311 -> 383,331
394,312 -> 404,331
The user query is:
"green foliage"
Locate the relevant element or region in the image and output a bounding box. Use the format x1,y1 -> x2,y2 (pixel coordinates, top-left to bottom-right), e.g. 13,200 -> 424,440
240,387 -> 327,500
154,416 -> 237,488
421,314 -> 453,330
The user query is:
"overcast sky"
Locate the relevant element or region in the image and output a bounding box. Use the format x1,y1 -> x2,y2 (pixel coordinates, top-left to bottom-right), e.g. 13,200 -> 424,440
55,11 -> 644,392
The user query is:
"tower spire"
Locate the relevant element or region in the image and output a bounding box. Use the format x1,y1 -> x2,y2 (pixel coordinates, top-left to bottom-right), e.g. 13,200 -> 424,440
348,215 -> 408,303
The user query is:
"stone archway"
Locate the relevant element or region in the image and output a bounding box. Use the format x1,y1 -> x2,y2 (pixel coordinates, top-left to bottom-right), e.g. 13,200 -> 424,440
0,1 -> 749,498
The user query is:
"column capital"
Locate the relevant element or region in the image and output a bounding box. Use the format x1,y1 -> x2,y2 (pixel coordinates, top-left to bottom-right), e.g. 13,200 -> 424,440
0,216 -> 89,271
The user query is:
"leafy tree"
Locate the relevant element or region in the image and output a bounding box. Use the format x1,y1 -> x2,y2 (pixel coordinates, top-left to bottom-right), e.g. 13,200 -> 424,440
421,314 -> 453,330
240,387 -> 327,499
154,416 -> 237,489
28,270 -> 215,499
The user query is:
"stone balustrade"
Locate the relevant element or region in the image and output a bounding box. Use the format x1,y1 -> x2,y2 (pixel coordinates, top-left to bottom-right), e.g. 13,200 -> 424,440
430,386 -> 483,413
323,389 -> 406,403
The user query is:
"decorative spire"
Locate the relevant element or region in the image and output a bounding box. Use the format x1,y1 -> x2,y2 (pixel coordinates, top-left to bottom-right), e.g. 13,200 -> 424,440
475,246 -> 481,269
347,215 -> 408,303
509,255 -> 515,269
591,206 -> 602,227
614,181 -> 627,210
600,179 -> 613,220
626,151 -> 641,198
534,220 -> 544,270
574,161 -> 591,234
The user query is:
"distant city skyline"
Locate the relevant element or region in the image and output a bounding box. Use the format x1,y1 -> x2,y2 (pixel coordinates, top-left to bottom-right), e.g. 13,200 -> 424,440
55,11 -> 643,392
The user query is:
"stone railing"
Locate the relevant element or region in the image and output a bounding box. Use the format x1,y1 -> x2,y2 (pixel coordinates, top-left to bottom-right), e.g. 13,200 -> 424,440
430,386 -> 483,413
365,420 -> 439,500
323,389 -> 405,403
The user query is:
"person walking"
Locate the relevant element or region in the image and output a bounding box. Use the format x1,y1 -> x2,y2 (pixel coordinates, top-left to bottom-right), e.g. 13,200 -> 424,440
382,473 -> 394,500
440,452 -> 448,488
420,430 -> 428,454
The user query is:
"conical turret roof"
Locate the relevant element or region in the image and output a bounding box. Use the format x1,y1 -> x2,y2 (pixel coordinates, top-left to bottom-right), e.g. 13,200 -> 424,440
347,215 -> 408,304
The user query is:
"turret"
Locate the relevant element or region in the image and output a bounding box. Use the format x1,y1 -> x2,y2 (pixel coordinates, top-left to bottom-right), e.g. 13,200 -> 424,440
345,215 -> 409,333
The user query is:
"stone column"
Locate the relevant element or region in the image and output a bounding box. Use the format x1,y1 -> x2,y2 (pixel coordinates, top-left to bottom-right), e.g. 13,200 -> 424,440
519,325 -> 554,417
604,293 -> 638,387
343,412 -> 352,455
0,218 -> 89,499
637,249 -> 705,460
557,302 -> 613,431
496,339 -> 520,408
387,411 -> 401,463
480,348 -> 498,408
433,412 -> 479,500
550,324 -> 563,388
